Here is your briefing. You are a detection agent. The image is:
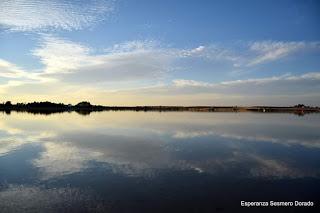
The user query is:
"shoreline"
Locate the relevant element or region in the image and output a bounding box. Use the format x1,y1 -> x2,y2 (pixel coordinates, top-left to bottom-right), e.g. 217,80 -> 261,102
0,102 -> 319,115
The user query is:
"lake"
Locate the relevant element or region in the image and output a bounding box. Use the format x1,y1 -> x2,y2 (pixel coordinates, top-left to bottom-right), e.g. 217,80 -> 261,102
0,111 -> 319,212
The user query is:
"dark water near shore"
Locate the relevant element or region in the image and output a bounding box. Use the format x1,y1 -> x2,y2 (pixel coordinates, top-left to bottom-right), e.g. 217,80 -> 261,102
0,111 -> 319,212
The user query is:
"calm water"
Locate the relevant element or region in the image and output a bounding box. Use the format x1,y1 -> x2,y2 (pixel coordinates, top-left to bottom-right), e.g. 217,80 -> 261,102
0,111 -> 319,212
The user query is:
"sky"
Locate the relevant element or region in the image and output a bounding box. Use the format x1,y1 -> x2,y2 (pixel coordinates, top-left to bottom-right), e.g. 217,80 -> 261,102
0,0 -> 319,106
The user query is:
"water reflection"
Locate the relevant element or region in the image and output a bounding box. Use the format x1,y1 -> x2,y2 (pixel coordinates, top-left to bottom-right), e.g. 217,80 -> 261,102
0,112 -> 320,212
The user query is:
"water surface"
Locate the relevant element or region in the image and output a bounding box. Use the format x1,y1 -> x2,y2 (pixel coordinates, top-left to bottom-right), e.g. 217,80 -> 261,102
0,111 -> 319,212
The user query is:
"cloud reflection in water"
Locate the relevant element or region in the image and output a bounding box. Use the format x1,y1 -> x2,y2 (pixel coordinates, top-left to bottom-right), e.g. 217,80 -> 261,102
0,111 -> 319,180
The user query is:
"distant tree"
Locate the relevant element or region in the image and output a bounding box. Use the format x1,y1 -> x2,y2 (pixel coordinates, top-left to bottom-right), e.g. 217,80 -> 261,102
76,101 -> 92,107
4,101 -> 12,106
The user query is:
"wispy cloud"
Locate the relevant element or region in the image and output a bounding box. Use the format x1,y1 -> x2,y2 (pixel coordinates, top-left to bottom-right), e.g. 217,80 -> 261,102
180,41 -> 320,68
180,44 -> 241,64
0,0 -> 115,32
0,59 -> 27,78
173,79 -> 212,87
171,72 -> 320,95
0,58 -> 50,91
247,41 -> 320,66
173,72 -> 320,88
33,36 -> 177,83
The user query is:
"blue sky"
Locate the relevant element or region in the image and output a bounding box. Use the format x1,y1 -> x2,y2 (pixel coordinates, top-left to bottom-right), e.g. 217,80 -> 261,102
0,0 -> 319,105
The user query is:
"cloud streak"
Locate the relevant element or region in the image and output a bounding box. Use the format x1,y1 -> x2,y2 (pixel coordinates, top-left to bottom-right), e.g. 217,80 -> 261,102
0,59 -> 28,80
181,41 -> 320,68
156,72 -> 320,98
247,41 -> 320,66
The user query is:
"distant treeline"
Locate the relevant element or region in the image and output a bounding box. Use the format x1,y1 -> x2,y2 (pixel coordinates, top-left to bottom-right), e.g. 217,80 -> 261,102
0,101 -> 319,115
0,101 -> 105,115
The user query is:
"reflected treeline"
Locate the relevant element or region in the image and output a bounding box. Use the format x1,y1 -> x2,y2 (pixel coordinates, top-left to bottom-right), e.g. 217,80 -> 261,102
0,101 -> 319,115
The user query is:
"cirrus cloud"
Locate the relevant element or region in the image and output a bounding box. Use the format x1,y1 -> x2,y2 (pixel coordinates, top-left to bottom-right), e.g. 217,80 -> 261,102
0,0 -> 115,32
247,41 -> 320,66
